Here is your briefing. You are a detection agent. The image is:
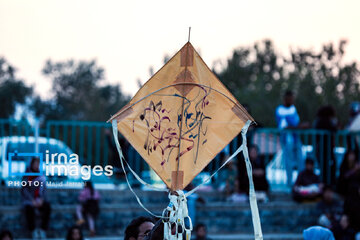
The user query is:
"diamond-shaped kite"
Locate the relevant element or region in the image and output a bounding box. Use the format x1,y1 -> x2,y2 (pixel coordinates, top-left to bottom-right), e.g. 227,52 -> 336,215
109,42 -> 253,190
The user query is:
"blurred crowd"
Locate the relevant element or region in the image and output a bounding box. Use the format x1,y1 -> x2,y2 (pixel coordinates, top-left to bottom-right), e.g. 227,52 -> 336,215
202,90 -> 360,239
1,90 -> 360,240
277,90 -> 360,239
0,156 -> 101,239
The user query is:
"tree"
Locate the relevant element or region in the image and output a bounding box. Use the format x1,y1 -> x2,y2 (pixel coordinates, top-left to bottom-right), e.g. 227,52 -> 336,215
0,57 -> 33,118
289,40 -> 360,127
33,59 -> 129,122
215,40 -> 360,127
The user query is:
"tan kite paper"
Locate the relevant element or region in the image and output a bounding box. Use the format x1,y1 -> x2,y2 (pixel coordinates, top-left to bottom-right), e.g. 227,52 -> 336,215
109,42 -> 253,190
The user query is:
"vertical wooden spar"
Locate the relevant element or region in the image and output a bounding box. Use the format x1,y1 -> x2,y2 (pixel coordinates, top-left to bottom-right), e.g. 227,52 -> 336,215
174,27 -> 191,190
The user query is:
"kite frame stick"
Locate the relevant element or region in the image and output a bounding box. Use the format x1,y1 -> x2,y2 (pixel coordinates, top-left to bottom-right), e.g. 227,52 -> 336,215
188,27 -> 191,42
174,28 -> 192,190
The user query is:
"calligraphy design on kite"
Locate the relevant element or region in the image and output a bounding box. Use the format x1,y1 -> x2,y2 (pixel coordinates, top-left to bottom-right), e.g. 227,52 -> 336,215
132,85 -> 212,166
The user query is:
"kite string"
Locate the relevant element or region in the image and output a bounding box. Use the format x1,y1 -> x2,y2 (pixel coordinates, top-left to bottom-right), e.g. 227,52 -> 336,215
111,120 -> 165,218
184,142 -> 244,197
184,120 -> 250,197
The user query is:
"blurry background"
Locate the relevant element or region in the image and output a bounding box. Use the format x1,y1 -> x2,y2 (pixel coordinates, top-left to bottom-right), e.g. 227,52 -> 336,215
0,0 -> 359,125
1,0 -> 360,239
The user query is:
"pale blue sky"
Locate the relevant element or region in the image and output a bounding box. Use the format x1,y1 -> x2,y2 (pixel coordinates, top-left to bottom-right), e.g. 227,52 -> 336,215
0,0 -> 359,98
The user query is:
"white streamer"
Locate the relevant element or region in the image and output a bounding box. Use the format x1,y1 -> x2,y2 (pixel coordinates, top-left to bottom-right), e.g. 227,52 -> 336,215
163,190 -> 192,240
112,120 -> 165,218
241,122 -> 263,240
111,119 -> 263,240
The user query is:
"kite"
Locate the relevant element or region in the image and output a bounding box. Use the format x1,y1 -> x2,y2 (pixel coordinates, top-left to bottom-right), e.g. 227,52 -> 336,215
109,36 -> 263,240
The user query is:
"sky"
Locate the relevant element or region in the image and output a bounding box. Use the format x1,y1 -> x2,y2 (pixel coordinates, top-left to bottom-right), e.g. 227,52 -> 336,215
0,0 -> 359,99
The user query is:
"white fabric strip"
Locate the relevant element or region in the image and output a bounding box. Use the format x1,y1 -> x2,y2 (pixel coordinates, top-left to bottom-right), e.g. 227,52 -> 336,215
112,119 -> 263,240
112,120 -> 167,192
241,121 -> 263,240
112,120 -> 164,218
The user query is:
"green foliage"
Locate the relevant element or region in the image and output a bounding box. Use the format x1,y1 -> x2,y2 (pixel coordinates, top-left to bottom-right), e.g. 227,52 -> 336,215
215,40 -> 360,127
33,59 -> 129,122
0,57 -> 33,118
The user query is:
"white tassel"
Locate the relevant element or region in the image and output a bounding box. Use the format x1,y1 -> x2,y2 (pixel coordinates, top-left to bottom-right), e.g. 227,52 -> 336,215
163,191 -> 192,240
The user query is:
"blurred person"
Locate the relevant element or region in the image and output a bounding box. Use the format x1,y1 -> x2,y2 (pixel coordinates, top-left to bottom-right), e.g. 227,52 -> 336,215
356,232 -> 360,240
275,90 -> 303,187
105,129 -> 128,184
303,226 -> 335,240
124,216 -> 155,240
317,186 -> 342,228
332,214 -> 356,240
342,167 -> 360,231
314,105 -> 337,186
76,181 -> 100,236
346,102 -> 360,161
227,179 -> 248,203
239,145 -> 269,202
144,218 -> 186,240
347,102 -> 360,128
292,158 -> 323,202
21,157 -> 51,239
194,223 -> 211,240
236,104 -> 263,188
0,230 -> 13,240
216,152 -> 237,196
143,219 -> 163,240
337,150 -> 360,195
66,226 -> 84,240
